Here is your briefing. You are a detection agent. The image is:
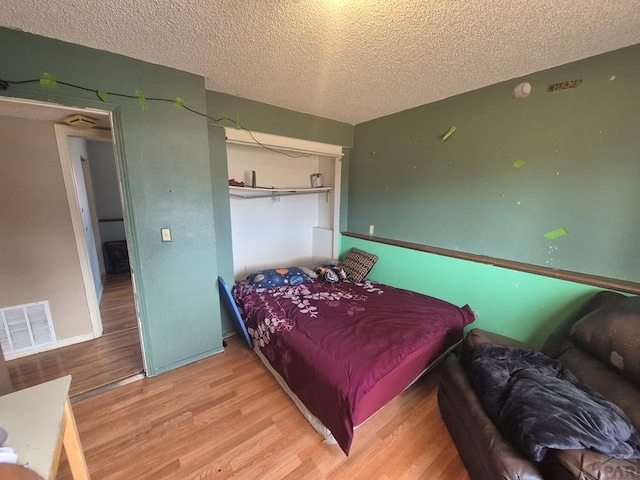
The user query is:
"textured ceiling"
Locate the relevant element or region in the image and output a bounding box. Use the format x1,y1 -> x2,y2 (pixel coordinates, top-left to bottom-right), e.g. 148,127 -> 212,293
2,0 -> 640,124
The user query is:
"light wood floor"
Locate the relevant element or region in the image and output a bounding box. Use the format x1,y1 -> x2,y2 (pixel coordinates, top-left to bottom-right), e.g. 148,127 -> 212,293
55,335 -> 470,480
101,273 -> 140,334
7,273 -> 144,397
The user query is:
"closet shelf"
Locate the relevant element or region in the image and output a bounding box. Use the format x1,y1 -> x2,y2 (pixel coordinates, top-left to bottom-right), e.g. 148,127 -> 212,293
229,185 -> 332,199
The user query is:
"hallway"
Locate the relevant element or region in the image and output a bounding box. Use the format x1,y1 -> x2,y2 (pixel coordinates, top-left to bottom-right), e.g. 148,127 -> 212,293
7,273 -> 144,397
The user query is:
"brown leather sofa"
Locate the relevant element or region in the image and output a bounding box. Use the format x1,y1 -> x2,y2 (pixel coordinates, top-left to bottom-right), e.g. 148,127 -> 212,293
438,290 -> 640,479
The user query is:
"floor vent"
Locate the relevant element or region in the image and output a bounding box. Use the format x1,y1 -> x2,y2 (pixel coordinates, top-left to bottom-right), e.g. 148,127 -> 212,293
0,301 -> 57,354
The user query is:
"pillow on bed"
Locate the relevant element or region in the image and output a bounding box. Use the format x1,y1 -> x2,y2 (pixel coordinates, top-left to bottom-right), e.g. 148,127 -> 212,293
297,265 -> 318,279
339,248 -> 378,283
247,267 -> 314,289
315,265 -> 348,284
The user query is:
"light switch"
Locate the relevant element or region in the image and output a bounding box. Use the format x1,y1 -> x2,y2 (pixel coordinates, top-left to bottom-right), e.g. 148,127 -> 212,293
161,228 -> 172,242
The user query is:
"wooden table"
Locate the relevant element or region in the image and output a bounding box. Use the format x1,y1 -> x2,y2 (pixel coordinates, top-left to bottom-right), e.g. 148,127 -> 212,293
0,376 -> 90,479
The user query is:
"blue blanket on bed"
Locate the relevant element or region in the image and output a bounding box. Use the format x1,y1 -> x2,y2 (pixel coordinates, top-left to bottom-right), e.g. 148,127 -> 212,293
469,344 -> 640,462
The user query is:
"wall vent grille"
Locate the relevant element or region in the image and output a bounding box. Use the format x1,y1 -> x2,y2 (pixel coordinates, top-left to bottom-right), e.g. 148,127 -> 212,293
0,301 -> 57,354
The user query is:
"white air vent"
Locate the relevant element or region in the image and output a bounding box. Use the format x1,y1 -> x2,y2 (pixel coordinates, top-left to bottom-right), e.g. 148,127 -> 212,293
0,301 -> 57,354
63,113 -> 97,128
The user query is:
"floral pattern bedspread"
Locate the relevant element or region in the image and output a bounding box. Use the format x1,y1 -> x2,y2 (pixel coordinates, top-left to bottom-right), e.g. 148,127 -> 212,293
233,279 -> 475,455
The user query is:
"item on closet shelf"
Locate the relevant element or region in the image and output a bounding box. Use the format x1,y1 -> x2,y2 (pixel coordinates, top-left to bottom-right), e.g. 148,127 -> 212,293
251,170 -> 257,188
228,178 -> 245,187
310,173 -> 323,188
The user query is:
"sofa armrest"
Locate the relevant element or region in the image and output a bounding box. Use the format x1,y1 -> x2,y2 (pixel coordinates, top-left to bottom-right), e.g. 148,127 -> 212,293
464,328 -> 533,351
460,329 -> 533,369
541,449 -> 640,480
439,356 -> 544,480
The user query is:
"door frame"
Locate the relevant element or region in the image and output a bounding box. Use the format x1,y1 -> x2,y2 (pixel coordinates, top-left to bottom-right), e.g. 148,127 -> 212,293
55,124 -> 113,337
0,94 -> 147,374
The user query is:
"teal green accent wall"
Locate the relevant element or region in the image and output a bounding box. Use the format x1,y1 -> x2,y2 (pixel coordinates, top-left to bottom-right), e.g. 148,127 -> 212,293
349,44 -> 640,282
0,27 -> 223,375
341,236 -> 618,348
205,91 -> 354,147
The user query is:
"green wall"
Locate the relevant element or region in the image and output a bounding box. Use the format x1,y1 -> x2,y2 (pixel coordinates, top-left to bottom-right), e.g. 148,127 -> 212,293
205,91 -> 354,334
341,236 -> 613,348
0,27 -> 223,375
349,44 -> 640,283
207,124 -> 236,335
205,91 -> 354,147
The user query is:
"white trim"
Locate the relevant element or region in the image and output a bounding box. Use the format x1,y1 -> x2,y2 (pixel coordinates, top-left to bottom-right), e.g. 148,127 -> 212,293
4,332 -> 96,360
0,97 -> 113,122
332,155 -> 342,259
224,128 -> 344,157
55,124 -> 112,338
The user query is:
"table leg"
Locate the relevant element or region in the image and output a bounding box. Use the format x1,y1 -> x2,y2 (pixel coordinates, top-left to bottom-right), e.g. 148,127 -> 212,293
62,398 -> 90,480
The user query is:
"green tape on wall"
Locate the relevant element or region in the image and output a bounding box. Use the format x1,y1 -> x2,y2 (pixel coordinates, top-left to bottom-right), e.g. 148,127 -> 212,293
441,125 -> 457,141
544,228 -> 569,240
39,73 -> 57,88
135,89 -> 149,111
513,160 -> 526,168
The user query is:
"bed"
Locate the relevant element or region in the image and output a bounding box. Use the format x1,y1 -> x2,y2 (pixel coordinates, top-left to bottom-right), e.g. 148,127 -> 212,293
227,266 -> 475,456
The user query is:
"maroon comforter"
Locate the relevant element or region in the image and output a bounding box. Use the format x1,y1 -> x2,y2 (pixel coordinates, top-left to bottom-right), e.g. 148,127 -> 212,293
233,279 -> 475,454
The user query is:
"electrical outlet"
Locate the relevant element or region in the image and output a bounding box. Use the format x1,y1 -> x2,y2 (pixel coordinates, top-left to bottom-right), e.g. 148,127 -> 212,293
369,225 -> 375,235
161,228 -> 172,242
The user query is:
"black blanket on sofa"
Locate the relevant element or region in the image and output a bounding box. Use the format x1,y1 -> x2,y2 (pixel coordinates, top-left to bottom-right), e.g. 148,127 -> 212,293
469,344 -> 640,462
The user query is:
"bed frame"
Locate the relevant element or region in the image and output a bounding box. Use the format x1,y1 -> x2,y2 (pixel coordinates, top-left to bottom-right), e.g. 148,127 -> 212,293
254,336 -> 461,449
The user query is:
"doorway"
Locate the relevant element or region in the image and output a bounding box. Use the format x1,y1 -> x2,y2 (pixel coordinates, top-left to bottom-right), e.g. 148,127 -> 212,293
0,97 -> 145,397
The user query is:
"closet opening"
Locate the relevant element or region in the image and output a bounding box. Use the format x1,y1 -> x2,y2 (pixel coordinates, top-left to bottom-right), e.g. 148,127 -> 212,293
224,129 -> 344,279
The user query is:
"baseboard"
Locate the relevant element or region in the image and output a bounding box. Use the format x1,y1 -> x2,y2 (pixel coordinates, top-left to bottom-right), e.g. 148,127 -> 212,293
71,373 -> 145,403
4,332 -> 96,360
148,345 -> 225,377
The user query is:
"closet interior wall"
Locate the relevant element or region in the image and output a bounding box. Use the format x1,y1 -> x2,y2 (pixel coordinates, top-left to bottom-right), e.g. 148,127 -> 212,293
226,137 -> 342,280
